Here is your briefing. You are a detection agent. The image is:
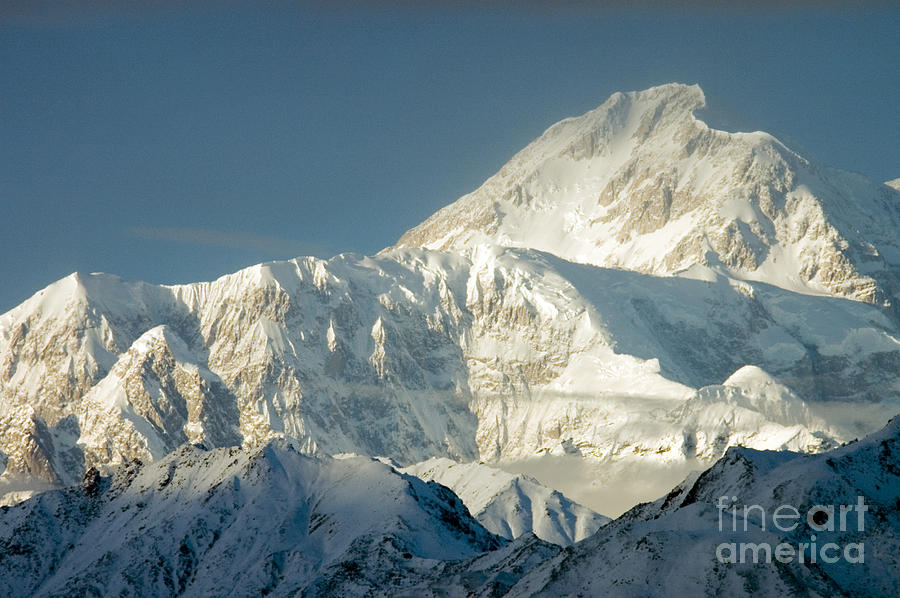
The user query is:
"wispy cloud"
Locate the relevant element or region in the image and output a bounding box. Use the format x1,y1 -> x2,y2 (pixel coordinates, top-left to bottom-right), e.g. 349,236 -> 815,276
125,226 -> 332,258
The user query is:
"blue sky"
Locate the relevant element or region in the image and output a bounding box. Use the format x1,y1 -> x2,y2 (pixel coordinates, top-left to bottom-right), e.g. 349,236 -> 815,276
1,2 -> 898,312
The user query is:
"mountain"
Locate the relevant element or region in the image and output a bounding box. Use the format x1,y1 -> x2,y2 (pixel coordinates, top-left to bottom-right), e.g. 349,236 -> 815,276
0,257 -> 479,501
4,247 -> 897,513
396,84 -> 900,307
2,84 -> 900,518
401,457 -> 610,545
3,416 -> 898,597
0,440 -> 514,597
506,416 -> 900,597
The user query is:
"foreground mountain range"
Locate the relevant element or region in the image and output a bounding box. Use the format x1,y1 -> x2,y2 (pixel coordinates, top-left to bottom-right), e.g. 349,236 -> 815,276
2,415 -> 897,596
1,82 -> 899,593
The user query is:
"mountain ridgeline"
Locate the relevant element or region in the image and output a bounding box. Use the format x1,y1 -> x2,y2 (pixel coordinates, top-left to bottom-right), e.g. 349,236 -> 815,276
2,416 -> 898,596
2,83 -> 900,521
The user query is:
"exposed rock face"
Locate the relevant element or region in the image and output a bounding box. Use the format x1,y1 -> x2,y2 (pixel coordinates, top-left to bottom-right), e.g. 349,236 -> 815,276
80,467 -> 100,496
1,256 -> 481,492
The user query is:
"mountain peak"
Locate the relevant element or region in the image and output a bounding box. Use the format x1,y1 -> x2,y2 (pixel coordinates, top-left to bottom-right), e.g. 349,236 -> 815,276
395,83 -> 900,305
611,81 -> 706,120
400,457 -> 610,546
562,82 -> 706,144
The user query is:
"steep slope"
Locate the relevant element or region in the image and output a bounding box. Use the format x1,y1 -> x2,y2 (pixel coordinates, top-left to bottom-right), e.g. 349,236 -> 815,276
401,457 -> 610,545
396,84 -> 900,306
0,440 -> 508,597
508,417 -> 900,597
76,325 -> 241,469
0,255 -> 480,498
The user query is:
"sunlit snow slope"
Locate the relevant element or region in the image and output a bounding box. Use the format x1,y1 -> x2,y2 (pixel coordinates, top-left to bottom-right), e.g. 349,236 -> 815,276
396,84 -> 900,307
401,457 -> 609,545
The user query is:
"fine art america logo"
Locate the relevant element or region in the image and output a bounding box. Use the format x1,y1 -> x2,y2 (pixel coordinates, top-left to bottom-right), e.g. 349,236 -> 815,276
715,496 -> 868,564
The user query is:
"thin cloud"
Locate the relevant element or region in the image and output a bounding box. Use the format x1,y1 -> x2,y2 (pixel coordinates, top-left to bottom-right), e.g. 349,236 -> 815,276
125,226 -> 332,258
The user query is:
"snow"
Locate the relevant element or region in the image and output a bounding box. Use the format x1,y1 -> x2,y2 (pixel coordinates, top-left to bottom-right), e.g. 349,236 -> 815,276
395,83 -> 900,307
3,83 -> 900,526
507,416 -> 900,597
2,81 -> 900,594
401,457 -> 609,545
0,441 -> 506,597
7,415 -> 895,595
4,242 -> 900,511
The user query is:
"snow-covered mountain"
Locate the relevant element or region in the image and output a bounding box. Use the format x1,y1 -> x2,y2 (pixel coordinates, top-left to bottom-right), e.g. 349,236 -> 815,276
0,439 -> 512,597
396,84 -> 900,307
4,247 -> 898,512
401,457 -> 609,545
3,416 -> 898,597
506,415 -> 900,597
2,84 -> 900,519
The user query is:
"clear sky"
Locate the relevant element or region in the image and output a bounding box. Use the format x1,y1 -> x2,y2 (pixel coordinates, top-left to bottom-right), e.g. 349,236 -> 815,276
1,2 -> 898,313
